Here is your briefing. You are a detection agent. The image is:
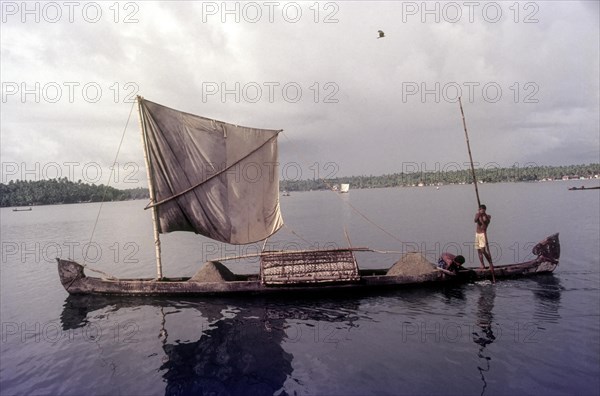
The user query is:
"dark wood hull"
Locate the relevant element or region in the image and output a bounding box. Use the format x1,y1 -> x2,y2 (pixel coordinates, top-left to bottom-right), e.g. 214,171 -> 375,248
57,234 -> 560,296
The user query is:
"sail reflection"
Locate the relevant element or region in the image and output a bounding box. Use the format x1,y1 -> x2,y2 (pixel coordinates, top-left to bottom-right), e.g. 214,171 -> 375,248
159,303 -> 293,396
60,296 -> 360,396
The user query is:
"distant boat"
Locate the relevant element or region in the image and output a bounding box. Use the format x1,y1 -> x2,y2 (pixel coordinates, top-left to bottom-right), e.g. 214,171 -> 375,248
282,191 -> 290,196
340,183 -> 350,193
568,186 -> 600,191
12,207 -> 32,212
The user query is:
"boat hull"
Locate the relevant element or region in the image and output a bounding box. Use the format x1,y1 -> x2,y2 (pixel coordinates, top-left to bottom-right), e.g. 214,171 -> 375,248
57,234 -> 560,296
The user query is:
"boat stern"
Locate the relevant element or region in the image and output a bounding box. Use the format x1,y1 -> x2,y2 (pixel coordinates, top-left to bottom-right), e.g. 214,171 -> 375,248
532,233 -> 560,272
533,233 -> 560,261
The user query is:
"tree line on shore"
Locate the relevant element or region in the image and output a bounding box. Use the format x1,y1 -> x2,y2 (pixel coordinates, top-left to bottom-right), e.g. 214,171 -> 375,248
1,178 -> 148,207
280,163 -> 600,191
2,163 -> 598,206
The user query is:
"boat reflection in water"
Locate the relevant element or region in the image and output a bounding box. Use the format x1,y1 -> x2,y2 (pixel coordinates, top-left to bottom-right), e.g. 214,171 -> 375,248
59,276 -> 563,396
159,304 -> 293,395
60,296 -> 360,395
470,275 -> 563,396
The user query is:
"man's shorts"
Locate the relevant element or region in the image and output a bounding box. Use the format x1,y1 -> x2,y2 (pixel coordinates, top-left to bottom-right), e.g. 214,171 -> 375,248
475,233 -> 487,249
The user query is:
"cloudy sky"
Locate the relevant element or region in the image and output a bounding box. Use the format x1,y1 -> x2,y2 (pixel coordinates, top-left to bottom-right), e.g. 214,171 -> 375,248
1,1 -> 598,187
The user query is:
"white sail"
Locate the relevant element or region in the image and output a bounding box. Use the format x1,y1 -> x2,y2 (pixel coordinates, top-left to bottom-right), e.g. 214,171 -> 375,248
340,183 -> 350,193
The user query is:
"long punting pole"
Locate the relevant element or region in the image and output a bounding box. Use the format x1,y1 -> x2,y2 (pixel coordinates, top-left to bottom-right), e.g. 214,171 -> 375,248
458,96 -> 496,283
137,96 -> 163,279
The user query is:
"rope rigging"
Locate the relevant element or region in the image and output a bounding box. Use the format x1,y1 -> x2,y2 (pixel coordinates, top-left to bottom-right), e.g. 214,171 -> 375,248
280,131 -> 406,248
82,100 -> 136,279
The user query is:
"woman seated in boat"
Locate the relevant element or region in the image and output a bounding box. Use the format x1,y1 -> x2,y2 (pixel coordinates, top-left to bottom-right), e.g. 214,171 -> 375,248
437,253 -> 465,273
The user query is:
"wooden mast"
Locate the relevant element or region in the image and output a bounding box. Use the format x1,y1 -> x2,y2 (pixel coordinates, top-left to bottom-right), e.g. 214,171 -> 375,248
458,96 -> 495,283
458,97 -> 481,205
137,96 -> 163,279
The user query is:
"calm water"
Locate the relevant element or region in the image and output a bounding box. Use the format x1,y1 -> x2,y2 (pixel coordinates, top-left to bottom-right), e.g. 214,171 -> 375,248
1,182 -> 599,395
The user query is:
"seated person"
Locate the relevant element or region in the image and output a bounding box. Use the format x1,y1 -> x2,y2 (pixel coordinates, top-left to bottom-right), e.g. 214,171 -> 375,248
437,253 -> 465,273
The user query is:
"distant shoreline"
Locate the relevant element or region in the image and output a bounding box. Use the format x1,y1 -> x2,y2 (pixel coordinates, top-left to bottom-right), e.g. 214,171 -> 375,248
280,163 -> 600,192
280,177 -> 600,193
2,163 -> 598,206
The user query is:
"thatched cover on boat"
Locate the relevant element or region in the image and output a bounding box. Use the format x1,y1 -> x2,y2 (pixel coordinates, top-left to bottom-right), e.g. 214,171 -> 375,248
189,261 -> 236,283
387,252 -> 437,277
261,249 -> 360,285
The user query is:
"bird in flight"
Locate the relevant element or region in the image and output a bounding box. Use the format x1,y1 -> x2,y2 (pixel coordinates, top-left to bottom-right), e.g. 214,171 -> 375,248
377,30 -> 385,39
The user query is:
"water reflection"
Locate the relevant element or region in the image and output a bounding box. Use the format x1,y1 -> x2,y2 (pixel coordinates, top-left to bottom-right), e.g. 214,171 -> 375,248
468,275 -> 563,396
440,285 -> 467,303
60,296 -> 360,396
472,284 -> 496,396
60,295 -> 152,331
531,275 -> 563,324
159,304 -> 292,395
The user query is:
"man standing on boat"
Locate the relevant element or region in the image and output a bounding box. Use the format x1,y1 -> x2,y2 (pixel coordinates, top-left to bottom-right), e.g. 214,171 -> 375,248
475,205 -> 493,268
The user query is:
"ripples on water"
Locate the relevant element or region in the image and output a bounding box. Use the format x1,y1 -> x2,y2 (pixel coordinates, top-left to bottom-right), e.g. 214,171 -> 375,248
1,183 -> 599,395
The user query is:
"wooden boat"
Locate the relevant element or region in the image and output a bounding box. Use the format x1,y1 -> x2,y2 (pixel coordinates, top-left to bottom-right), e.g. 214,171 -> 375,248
12,207 -> 32,211
57,233 -> 560,296
57,97 -> 560,296
569,186 -> 600,190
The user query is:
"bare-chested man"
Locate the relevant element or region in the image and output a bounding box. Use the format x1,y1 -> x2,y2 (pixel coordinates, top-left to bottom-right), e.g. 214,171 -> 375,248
437,253 -> 465,273
474,204 -> 493,268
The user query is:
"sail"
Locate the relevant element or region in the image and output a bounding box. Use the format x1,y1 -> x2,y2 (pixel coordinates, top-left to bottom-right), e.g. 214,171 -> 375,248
139,98 -> 283,244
